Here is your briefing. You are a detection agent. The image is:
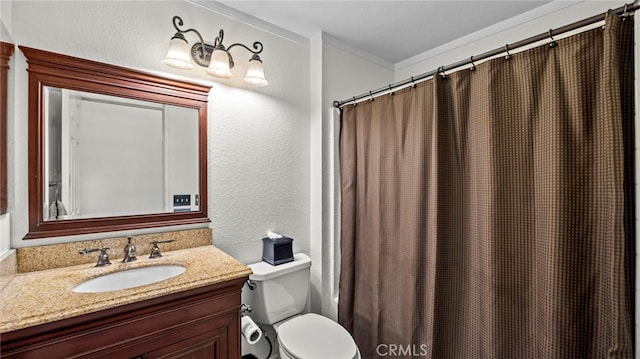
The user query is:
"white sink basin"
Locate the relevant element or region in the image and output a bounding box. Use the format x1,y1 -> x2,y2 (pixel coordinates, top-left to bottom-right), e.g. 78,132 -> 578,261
73,265 -> 186,293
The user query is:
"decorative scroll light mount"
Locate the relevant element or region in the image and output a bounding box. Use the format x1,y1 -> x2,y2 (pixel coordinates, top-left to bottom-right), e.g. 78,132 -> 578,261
164,16 -> 268,87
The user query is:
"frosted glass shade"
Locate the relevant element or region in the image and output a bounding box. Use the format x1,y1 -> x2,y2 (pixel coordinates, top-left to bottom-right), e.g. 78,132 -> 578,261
243,57 -> 268,87
206,48 -> 232,78
163,37 -> 194,70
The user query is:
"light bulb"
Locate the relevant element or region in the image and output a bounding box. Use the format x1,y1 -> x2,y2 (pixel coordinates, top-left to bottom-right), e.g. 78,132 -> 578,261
206,47 -> 232,78
243,55 -> 268,87
163,34 -> 193,70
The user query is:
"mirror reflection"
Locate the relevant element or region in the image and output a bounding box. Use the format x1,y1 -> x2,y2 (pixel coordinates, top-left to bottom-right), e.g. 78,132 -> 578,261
43,87 -> 199,221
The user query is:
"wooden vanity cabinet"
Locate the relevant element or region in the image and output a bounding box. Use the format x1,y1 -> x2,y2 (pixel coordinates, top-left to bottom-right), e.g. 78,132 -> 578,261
0,276 -> 247,359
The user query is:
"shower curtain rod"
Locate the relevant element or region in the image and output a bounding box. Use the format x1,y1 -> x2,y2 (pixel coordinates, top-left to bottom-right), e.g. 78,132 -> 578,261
333,1 -> 639,108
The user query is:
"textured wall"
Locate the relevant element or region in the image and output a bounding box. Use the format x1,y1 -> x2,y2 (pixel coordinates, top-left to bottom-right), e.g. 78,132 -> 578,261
208,83 -> 311,263
0,4 -> 13,254
7,1 -> 311,265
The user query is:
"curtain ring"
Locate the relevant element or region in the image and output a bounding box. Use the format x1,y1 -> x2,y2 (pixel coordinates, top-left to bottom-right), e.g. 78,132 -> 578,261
369,91 -> 374,102
438,66 -> 447,78
548,29 -> 557,48
410,76 -> 417,89
352,96 -> 357,107
469,56 -> 476,71
622,4 -> 629,19
504,44 -> 511,60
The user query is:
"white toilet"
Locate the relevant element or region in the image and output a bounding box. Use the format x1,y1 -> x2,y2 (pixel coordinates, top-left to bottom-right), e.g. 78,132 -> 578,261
244,253 -> 360,359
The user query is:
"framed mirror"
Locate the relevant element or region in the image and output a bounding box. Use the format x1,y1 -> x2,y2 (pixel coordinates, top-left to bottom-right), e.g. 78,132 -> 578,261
21,46 -> 211,239
0,41 -> 14,215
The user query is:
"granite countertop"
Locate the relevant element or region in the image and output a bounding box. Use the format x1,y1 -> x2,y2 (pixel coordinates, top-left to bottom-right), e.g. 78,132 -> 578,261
0,245 -> 252,333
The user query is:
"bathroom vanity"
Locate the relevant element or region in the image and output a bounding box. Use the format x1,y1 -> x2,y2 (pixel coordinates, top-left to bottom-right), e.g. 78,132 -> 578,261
0,245 -> 252,358
1,44 -> 253,358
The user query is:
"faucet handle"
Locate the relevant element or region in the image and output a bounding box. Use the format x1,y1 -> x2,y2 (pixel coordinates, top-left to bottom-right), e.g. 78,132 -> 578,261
79,246 -> 112,267
122,236 -> 137,263
149,239 -> 175,259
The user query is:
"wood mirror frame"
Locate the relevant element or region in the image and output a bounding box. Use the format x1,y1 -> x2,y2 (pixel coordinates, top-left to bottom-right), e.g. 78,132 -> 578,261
21,46 -> 210,239
0,42 -> 14,215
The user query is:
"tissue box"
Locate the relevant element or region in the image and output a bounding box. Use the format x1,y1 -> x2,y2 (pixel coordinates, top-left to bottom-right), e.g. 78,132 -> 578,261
262,236 -> 294,265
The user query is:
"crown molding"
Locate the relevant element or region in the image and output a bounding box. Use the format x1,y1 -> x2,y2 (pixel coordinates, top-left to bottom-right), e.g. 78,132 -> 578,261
394,0 -> 581,70
188,0 -> 589,72
322,32 -> 395,70
187,0 -> 309,47
188,0 -> 394,69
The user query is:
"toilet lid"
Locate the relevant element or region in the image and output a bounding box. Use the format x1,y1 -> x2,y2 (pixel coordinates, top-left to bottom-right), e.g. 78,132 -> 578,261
278,313 -> 358,359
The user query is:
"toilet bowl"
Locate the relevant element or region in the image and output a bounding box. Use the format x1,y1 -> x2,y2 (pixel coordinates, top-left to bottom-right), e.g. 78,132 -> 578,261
244,253 -> 360,359
274,313 -> 360,359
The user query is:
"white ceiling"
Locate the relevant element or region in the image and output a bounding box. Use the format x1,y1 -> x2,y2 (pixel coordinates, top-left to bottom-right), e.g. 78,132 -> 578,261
192,0 -> 564,69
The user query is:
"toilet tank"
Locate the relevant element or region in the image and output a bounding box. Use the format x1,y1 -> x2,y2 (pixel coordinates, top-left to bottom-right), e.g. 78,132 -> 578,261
244,253 -> 311,325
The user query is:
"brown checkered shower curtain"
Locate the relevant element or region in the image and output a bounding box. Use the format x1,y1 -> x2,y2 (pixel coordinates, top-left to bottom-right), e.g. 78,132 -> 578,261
338,13 -> 634,359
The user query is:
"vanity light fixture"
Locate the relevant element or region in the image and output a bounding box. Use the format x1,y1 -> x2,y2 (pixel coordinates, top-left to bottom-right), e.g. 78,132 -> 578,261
163,16 -> 268,87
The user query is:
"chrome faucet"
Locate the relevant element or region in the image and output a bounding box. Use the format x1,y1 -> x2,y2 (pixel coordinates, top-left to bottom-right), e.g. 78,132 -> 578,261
123,236 -> 137,263
79,246 -> 111,267
149,239 -> 175,258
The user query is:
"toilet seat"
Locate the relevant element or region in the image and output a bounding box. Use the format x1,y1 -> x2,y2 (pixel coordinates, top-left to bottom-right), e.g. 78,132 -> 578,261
277,313 -> 358,359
